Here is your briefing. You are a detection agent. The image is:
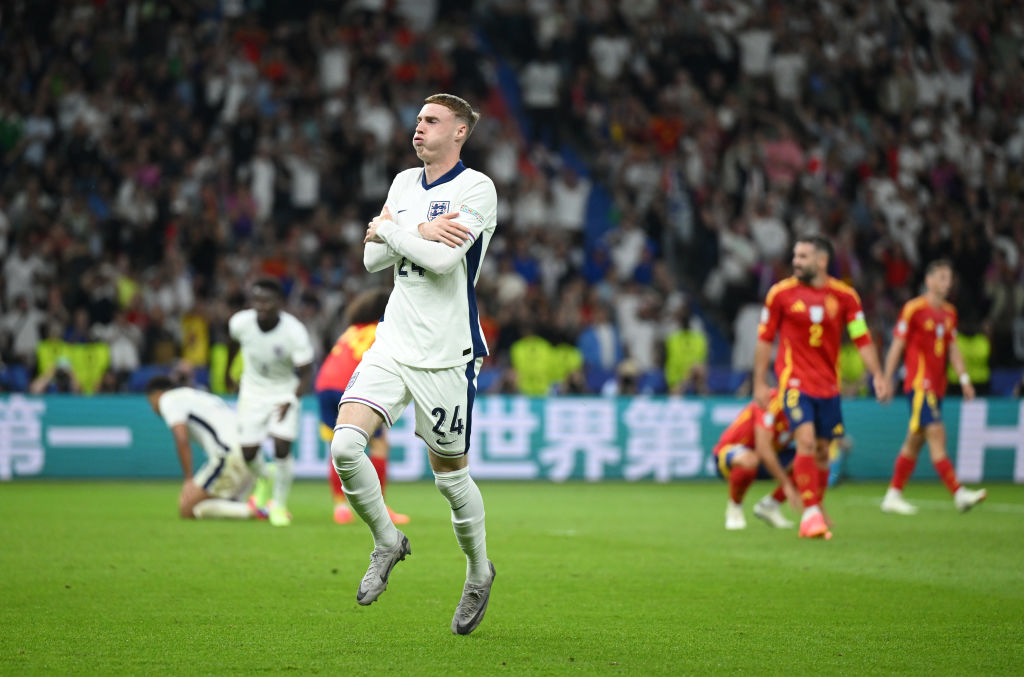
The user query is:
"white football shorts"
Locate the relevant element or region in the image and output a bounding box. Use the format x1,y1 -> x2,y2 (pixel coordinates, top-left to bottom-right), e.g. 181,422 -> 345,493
340,346 -> 483,458
192,444 -> 254,500
237,392 -> 300,446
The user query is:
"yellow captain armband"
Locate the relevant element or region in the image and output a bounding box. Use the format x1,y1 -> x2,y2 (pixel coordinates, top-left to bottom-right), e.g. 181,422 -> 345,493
847,315 -> 868,340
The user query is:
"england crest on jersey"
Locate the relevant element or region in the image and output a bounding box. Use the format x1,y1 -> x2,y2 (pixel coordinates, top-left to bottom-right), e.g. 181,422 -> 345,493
427,201 -> 451,221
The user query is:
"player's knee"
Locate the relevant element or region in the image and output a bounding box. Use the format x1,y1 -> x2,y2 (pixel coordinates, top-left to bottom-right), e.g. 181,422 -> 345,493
330,425 -> 370,467
434,465 -> 471,503
735,453 -> 758,470
272,438 -> 292,459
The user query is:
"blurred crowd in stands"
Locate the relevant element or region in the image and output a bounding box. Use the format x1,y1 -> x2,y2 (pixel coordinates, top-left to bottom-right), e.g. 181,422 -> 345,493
1,0 -> 1022,397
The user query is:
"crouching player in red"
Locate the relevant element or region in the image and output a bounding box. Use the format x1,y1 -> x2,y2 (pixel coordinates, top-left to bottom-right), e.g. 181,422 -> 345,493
714,389 -> 802,530
315,288 -> 409,525
754,236 -> 889,539
880,259 -> 986,515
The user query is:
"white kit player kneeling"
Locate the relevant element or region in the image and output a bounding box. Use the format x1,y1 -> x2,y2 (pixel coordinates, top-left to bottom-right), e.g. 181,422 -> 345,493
147,376 -> 263,520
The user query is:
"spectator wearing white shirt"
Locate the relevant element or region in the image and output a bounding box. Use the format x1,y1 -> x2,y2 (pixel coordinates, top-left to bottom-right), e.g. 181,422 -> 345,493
520,50 -> 563,146
550,167 -> 591,241
1,295 -> 46,368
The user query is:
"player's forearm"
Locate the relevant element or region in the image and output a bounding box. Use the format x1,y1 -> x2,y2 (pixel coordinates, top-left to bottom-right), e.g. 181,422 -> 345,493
171,426 -> 192,476
295,363 -> 313,397
858,343 -> 884,378
175,443 -> 192,477
364,241 -> 401,273
753,340 -> 773,385
882,338 -> 904,381
376,220 -> 466,275
949,343 -> 968,381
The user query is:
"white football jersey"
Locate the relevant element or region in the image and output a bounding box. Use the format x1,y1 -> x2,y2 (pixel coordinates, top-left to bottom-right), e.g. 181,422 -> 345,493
228,309 -> 314,399
158,387 -> 238,459
365,161 -> 497,368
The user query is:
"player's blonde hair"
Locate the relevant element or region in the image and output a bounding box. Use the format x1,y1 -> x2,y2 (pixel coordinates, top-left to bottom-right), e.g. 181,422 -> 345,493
424,93 -> 480,140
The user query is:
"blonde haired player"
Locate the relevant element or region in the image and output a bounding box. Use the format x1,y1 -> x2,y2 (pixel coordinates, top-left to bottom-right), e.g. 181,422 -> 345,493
227,278 -> 315,527
329,93 -> 497,635
146,376 -> 261,520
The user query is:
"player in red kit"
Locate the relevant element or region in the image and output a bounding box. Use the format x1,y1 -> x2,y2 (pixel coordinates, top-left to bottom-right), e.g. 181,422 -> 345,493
880,259 -> 986,515
315,288 -> 409,525
754,235 -> 889,539
713,389 -> 801,530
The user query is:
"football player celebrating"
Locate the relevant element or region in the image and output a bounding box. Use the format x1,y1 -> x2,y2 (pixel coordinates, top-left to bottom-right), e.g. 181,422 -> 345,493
880,259 -> 986,515
330,94 -> 497,634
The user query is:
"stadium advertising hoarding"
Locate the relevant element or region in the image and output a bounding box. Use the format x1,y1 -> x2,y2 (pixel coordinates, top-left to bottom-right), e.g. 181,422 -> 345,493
1,395 -> 1022,483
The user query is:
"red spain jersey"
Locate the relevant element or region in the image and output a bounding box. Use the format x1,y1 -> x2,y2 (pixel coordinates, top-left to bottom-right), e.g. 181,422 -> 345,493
758,276 -> 872,398
712,394 -> 793,456
894,296 -> 957,397
314,322 -> 378,392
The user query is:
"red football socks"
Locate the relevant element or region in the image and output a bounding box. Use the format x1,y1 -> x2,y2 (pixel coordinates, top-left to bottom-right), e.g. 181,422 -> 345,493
933,457 -> 961,495
328,457 -> 344,500
890,454 -> 916,490
794,454 -> 820,507
371,455 -> 388,498
729,466 -> 757,504
817,467 -> 830,501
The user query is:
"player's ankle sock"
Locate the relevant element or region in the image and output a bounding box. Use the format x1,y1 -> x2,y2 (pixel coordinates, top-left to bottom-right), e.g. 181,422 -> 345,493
794,455 -> 820,507
770,479 -> 789,503
328,456 -> 345,501
891,454 -> 916,490
817,467 -> 830,501
332,426 -> 397,548
729,467 -> 757,504
371,456 -> 388,498
273,455 -> 294,509
801,505 -> 822,521
933,457 -> 961,495
434,466 -> 489,585
193,499 -> 254,519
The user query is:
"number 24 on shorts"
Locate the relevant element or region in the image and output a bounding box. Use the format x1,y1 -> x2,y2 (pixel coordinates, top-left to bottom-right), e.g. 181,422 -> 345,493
431,405 -> 465,444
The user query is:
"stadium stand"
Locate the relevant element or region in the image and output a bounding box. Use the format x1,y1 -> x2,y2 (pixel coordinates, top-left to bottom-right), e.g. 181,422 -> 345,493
0,1 -> 1021,396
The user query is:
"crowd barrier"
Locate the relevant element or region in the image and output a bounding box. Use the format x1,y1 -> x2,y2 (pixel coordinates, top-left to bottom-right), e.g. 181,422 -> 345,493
1,395 -> 1022,483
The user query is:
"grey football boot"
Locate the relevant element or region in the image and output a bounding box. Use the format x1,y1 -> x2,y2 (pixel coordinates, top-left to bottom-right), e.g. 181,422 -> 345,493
451,560 -> 496,635
356,530 -> 411,605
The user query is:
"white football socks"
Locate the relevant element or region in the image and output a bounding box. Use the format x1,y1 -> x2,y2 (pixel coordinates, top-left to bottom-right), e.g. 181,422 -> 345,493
192,499 -> 253,520
434,466 -> 489,585
331,425 -> 398,549
273,454 -> 294,509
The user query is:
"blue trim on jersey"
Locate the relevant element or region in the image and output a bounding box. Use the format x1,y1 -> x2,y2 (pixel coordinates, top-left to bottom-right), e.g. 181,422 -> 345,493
464,237 -> 488,358
463,360 -> 478,454
421,160 -> 466,190
188,414 -> 231,453
202,457 -> 226,491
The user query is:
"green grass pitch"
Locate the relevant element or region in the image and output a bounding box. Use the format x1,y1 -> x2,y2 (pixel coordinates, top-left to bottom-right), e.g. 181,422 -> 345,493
2,480 -> 1023,675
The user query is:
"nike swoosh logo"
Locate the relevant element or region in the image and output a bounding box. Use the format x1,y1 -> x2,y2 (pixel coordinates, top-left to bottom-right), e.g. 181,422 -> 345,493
435,438 -> 454,446
397,210 -> 407,214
